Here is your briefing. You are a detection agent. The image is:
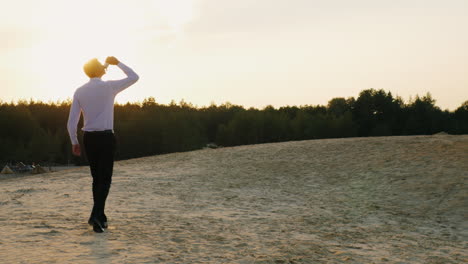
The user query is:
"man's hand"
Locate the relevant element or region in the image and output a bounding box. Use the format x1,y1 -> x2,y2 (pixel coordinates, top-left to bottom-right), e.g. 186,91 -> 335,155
72,144 -> 81,156
106,56 -> 120,65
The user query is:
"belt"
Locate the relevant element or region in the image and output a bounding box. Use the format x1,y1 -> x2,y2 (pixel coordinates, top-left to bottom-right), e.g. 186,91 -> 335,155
84,129 -> 114,134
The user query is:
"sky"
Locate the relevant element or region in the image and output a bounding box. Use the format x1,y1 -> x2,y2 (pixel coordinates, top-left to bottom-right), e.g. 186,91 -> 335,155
1,0 -> 467,110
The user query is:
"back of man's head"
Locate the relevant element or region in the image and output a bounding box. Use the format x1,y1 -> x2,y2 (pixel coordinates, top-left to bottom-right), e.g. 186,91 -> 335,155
83,58 -> 103,78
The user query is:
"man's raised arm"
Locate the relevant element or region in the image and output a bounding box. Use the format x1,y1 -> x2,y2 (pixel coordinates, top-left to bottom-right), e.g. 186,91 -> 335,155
105,56 -> 139,94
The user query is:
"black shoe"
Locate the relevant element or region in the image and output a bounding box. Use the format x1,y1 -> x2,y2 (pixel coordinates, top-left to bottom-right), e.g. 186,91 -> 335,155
88,214 -> 108,228
101,214 -> 108,229
89,217 -> 105,233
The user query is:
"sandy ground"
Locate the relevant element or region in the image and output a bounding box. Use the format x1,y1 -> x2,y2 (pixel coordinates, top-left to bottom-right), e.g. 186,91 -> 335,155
0,166 -> 82,180
0,135 -> 466,263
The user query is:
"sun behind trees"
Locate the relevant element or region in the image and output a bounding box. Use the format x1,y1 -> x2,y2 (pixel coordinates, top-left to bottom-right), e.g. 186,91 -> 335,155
0,89 -> 467,166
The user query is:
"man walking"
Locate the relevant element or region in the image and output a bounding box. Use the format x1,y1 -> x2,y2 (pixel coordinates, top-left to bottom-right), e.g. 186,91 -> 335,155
67,56 -> 139,233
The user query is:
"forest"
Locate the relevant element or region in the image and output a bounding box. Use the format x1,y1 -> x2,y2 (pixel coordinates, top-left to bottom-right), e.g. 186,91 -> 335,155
0,88 -> 467,166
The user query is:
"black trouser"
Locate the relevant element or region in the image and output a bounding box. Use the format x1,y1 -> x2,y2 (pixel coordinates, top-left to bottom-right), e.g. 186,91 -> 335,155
83,131 -> 116,221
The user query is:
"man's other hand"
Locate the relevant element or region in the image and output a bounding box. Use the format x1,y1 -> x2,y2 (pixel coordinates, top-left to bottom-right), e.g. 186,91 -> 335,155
72,144 -> 81,156
106,56 -> 120,65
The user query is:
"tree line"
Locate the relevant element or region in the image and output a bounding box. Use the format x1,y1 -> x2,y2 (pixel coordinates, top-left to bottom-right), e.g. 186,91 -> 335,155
0,89 -> 467,166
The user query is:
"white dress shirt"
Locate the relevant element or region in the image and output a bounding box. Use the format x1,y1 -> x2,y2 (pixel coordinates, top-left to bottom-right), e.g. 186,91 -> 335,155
67,62 -> 139,145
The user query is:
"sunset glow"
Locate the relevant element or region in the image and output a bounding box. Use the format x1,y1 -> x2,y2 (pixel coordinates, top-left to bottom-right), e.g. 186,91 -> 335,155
1,0 -> 467,109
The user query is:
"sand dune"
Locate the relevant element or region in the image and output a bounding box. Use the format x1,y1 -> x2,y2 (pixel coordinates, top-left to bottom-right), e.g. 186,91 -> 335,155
0,135 -> 467,263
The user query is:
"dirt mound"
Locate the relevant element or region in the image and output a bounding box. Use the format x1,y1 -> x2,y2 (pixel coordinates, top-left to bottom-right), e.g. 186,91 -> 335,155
0,135 -> 466,263
433,131 -> 450,135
